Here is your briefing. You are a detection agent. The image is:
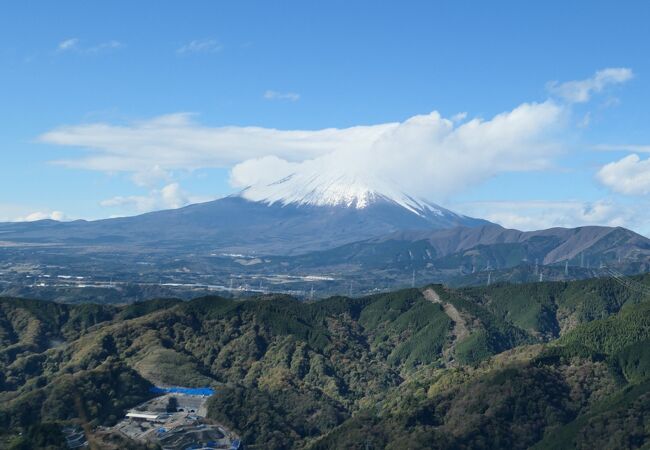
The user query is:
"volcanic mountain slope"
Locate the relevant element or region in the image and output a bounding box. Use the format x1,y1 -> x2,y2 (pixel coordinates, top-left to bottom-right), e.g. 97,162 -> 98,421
2,275 -> 650,449
2,175 -> 650,300
0,191 -> 488,256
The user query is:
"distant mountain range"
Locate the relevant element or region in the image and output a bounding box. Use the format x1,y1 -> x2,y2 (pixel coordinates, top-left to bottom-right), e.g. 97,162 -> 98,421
1,187 -> 650,300
283,223 -> 650,271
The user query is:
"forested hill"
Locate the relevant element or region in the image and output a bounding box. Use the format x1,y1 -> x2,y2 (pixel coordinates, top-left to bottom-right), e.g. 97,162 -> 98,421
1,275 -> 650,449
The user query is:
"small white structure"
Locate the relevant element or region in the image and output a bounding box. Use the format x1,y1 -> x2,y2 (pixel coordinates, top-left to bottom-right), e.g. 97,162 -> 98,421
126,412 -> 164,422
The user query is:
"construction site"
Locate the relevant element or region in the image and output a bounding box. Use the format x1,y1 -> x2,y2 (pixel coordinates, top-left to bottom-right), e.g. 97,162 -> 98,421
107,389 -> 240,450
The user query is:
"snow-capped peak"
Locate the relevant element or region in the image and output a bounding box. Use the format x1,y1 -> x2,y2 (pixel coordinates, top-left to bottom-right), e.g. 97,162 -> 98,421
239,168 -> 449,217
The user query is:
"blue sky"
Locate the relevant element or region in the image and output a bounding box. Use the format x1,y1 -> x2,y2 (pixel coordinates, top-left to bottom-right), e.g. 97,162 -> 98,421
2,1 -> 650,233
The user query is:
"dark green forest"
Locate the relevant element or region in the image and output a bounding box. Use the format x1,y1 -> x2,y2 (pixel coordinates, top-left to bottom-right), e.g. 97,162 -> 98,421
1,275 -> 650,449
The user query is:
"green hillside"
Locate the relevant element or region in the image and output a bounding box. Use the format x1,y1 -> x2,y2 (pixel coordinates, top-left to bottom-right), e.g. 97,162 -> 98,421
0,275 -> 649,449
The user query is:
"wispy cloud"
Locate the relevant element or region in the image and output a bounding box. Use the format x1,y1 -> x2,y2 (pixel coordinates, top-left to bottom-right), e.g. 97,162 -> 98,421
15,210 -> 66,222
56,38 -> 123,54
594,144 -> 650,153
456,199 -> 642,231
87,40 -> 122,53
100,182 -> 213,214
40,100 -> 564,203
263,90 -> 300,102
547,67 -> 633,103
177,39 -> 223,54
57,38 -> 79,52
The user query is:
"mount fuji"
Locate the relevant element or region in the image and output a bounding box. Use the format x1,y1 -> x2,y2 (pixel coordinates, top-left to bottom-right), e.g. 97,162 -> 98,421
0,175 -> 489,256
3,174 -> 650,302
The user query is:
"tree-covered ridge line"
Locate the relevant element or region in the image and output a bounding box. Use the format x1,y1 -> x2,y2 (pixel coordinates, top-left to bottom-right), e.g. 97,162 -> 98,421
0,274 -> 649,449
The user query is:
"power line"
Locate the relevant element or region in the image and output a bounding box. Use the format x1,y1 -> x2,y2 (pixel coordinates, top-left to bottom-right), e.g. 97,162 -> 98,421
602,267 -> 650,297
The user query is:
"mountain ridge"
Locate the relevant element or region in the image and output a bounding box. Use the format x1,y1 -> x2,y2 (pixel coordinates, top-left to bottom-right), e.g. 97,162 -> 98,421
0,194 -> 490,255
364,223 -> 650,265
2,276 -> 650,449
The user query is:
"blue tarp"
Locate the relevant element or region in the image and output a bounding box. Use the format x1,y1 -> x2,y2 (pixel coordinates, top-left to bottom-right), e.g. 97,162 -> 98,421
150,386 -> 215,396
150,386 -> 214,397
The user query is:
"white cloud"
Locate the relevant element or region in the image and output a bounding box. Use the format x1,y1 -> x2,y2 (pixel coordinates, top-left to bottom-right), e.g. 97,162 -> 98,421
451,112 -> 468,122
456,199 -> 640,231
57,38 -> 79,52
597,154 -> 650,195
56,38 -> 122,54
100,182 -> 214,214
263,90 -> 300,102
177,39 -> 222,54
230,156 -> 299,188
594,144 -> 650,153
131,164 -> 172,187
41,112 -> 394,170
15,211 -> 66,222
40,101 -> 564,203
239,102 -> 565,202
87,40 -> 122,53
547,67 -> 633,103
